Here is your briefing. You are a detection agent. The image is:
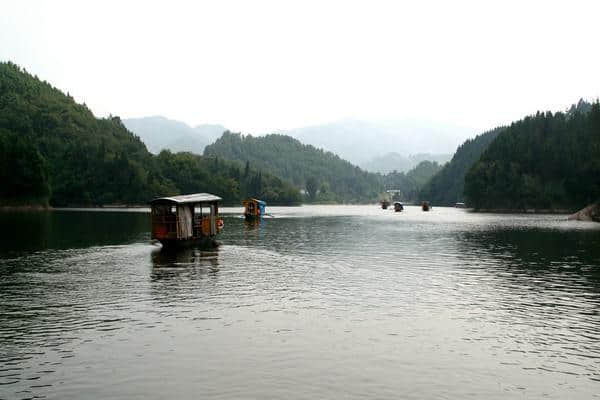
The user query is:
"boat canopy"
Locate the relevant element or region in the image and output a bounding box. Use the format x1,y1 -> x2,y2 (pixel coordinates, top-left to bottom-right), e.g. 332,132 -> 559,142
151,193 -> 222,204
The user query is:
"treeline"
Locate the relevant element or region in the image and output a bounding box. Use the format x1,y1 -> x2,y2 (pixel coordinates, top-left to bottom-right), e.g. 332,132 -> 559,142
418,127 -> 504,206
204,132 -> 382,203
464,100 -> 600,210
0,62 -> 300,206
383,161 -> 442,202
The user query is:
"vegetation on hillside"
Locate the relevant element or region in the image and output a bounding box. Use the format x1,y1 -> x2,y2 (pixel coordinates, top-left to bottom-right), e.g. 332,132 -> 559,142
0,62 -> 300,206
464,100 -> 600,210
418,127 -> 504,206
204,132 -> 383,203
383,161 -> 443,202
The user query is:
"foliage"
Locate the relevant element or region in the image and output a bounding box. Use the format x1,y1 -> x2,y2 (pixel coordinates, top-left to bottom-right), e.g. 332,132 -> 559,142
0,61 -> 300,206
419,127 -> 504,206
464,101 -> 600,210
204,132 -> 383,203
0,130 -> 50,205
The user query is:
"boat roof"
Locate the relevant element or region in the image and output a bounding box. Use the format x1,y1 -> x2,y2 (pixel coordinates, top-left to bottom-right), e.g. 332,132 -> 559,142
243,198 -> 266,205
151,193 -> 222,204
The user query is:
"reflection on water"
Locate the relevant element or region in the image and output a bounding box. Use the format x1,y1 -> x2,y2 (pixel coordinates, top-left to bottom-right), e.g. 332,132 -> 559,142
0,206 -> 599,399
151,247 -> 220,281
0,210 -> 149,255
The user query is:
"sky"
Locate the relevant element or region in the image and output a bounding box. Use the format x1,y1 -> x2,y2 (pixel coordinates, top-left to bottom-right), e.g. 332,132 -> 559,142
1,0 -> 599,134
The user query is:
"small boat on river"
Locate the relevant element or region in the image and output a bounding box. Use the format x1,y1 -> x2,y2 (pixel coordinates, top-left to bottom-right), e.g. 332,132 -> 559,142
150,193 -> 224,249
243,198 -> 267,220
394,202 -> 404,212
422,201 -> 431,211
381,200 -> 391,209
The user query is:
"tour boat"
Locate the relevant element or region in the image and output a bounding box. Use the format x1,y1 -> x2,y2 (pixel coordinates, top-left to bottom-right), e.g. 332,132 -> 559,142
394,202 -> 404,212
243,198 -> 266,220
150,193 -> 224,249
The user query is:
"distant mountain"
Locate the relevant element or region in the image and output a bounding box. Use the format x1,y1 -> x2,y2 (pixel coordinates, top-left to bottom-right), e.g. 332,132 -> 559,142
123,116 -> 226,154
204,132 -> 382,203
362,152 -> 452,173
278,119 -> 475,165
418,127 -> 505,206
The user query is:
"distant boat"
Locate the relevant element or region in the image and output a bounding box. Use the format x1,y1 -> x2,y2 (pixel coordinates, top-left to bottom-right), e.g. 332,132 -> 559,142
150,193 -> 224,249
455,202 -> 466,208
381,200 -> 391,209
422,201 -> 431,211
243,198 -> 266,220
394,202 -> 404,212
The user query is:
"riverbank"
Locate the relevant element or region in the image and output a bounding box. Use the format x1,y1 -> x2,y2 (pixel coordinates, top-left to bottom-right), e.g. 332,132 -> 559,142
568,203 -> 600,222
0,204 -> 50,212
470,208 -> 574,214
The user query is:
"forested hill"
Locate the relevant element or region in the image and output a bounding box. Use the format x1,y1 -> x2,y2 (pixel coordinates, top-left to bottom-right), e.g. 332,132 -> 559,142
0,62 -> 300,206
383,161 -> 443,202
418,127 -> 504,206
465,101 -> 600,211
204,132 -> 382,202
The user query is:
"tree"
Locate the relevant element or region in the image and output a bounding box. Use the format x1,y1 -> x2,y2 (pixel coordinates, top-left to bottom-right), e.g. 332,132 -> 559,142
306,176 -> 319,201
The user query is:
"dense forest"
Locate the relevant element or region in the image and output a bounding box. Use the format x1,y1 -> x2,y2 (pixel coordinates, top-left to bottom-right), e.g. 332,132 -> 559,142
418,127 -> 504,206
464,100 -> 600,211
0,62 -> 300,206
204,132 -> 383,203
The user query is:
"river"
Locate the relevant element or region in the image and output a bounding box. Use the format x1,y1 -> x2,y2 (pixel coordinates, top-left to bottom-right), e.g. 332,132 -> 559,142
1,206 -> 599,399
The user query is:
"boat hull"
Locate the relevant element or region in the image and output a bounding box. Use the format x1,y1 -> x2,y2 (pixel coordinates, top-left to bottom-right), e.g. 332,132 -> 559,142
158,236 -> 219,249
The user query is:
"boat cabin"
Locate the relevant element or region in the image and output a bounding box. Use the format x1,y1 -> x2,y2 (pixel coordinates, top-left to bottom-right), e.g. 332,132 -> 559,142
150,193 -> 223,248
394,202 -> 404,212
243,198 -> 266,220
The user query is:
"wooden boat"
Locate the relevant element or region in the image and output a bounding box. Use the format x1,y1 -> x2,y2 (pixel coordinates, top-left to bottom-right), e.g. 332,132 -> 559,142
243,198 -> 266,220
150,193 -> 223,249
422,201 -> 431,211
455,202 -> 466,208
381,200 -> 391,209
394,202 -> 404,212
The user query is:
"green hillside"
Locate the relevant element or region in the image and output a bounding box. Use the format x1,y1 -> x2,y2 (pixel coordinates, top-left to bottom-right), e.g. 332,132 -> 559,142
465,101 -> 600,210
204,132 -> 382,202
383,161 -> 443,202
0,62 -> 300,206
418,127 -> 504,206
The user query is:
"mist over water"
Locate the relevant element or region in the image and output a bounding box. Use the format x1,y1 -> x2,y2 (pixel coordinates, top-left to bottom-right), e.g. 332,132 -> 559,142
1,206 -> 599,399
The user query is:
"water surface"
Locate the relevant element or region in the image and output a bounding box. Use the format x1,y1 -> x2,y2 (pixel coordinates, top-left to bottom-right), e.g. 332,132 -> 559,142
1,206 -> 599,399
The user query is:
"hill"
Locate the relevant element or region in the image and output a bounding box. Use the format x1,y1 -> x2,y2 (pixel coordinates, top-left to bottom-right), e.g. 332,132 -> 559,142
418,127 -> 504,206
204,132 -> 382,203
0,62 -> 299,206
123,116 -> 225,154
383,161 -> 443,202
464,100 -> 600,211
362,152 -> 452,173
280,119 -> 474,165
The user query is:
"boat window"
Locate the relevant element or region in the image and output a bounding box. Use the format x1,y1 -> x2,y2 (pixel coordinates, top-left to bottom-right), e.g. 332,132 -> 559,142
171,206 -> 176,214
152,205 -> 170,216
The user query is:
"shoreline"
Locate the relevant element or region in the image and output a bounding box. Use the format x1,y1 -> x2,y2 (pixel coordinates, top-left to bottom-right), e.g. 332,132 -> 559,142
469,208 -> 574,215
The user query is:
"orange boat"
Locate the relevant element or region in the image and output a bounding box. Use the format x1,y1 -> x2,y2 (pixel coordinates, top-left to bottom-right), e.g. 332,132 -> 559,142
150,193 -> 224,249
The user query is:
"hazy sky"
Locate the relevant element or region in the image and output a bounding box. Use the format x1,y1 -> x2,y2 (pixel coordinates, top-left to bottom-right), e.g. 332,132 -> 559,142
1,0 -> 599,134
